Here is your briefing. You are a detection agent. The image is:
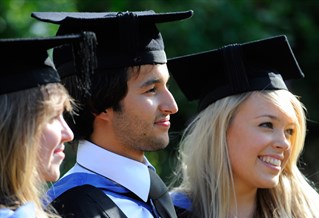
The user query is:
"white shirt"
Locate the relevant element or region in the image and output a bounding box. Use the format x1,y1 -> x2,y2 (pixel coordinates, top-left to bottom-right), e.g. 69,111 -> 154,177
62,140 -> 155,218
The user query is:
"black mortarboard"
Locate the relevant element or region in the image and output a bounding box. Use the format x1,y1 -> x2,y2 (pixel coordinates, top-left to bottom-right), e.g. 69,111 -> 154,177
168,35 -> 304,111
31,10 -> 193,77
0,32 -> 97,95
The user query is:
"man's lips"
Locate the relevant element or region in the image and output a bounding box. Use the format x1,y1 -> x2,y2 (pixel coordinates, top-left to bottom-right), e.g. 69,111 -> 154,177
155,119 -> 171,127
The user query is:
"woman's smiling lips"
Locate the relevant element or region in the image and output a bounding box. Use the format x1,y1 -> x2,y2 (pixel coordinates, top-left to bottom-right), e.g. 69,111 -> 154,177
258,154 -> 283,171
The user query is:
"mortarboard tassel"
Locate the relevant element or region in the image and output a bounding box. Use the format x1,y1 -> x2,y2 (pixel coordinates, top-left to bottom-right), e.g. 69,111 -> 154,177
71,31 -> 97,99
222,44 -> 249,93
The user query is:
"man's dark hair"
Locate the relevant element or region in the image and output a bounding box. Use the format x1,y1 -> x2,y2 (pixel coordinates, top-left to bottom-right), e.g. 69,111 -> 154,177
63,67 -> 128,143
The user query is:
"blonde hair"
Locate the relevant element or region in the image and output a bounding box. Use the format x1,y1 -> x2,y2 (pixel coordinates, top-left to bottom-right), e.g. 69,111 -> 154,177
172,90 -> 319,218
0,83 -> 73,218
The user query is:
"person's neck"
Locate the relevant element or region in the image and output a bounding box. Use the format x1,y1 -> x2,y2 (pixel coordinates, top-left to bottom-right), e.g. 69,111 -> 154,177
89,135 -> 145,162
91,116 -> 145,162
229,186 -> 257,218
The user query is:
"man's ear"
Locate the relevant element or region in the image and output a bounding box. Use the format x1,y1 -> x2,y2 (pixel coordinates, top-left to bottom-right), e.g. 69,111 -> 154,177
94,110 -> 109,121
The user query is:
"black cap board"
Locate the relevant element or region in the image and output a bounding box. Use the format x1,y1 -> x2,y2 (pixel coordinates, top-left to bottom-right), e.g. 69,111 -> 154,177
167,35 -> 304,111
31,10 -> 193,78
0,32 -> 96,95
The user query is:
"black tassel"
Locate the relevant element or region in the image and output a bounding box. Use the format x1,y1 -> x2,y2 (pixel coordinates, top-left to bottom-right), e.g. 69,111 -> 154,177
222,44 -> 249,92
118,11 -> 139,59
72,31 -> 97,98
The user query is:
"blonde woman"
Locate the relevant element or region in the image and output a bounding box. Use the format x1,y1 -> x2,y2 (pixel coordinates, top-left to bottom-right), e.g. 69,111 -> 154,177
0,33 -> 96,217
168,35 -> 319,217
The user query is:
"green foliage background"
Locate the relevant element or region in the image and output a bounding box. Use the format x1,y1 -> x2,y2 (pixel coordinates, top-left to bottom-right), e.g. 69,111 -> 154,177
1,0 -> 319,184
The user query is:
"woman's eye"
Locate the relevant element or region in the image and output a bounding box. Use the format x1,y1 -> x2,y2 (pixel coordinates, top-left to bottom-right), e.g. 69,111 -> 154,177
260,122 -> 273,129
49,115 -> 58,123
49,112 -> 63,123
285,128 -> 294,136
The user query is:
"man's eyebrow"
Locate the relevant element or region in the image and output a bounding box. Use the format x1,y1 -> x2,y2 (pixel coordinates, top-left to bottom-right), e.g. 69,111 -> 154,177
140,78 -> 162,88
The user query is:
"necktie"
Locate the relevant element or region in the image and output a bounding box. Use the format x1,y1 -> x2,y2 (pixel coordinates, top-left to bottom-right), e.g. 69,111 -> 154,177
148,168 -> 177,218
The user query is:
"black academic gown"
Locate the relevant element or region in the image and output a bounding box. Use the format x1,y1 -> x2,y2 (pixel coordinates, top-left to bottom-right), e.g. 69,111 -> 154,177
51,184 -> 127,218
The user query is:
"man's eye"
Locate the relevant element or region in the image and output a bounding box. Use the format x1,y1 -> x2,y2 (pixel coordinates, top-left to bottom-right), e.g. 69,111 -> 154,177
146,87 -> 156,93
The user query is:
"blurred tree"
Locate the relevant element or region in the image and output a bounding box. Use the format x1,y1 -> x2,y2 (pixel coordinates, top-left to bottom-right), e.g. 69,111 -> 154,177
1,0 -> 319,184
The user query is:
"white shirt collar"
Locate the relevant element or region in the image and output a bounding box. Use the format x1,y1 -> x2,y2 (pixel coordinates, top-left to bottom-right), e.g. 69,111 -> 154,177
76,140 -> 152,202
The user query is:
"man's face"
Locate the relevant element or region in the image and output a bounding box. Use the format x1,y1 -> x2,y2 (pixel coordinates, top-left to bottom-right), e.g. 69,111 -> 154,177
109,64 -> 178,160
